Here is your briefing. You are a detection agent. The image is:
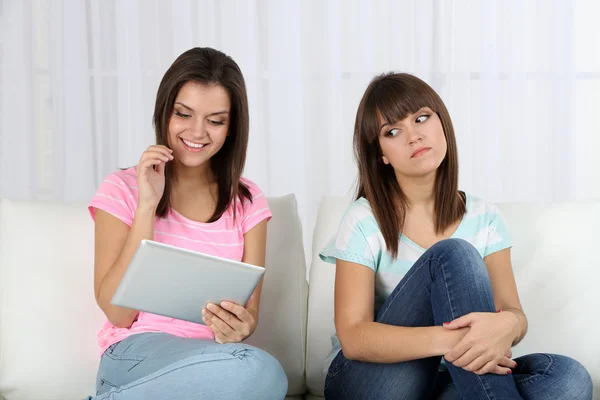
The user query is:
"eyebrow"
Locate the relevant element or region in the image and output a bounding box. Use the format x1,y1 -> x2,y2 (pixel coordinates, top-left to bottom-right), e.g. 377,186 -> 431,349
207,111 -> 230,117
175,102 -> 230,117
175,102 -> 194,111
379,107 -> 430,131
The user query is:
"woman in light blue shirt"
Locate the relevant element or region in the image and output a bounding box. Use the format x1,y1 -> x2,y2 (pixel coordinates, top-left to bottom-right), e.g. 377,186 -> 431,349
320,72 -> 592,399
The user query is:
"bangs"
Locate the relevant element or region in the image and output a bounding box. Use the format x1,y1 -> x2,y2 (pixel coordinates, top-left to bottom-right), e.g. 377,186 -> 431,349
364,75 -> 440,141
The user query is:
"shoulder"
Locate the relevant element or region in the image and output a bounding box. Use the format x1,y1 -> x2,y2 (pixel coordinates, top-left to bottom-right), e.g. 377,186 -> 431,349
237,177 -> 271,230
94,167 -> 138,198
240,177 -> 265,199
463,192 -> 503,221
319,197 -> 381,268
461,193 -> 512,256
111,167 -> 138,184
341,197 -> 378,228
330,197 -> 382,244
88,167 -> 139,224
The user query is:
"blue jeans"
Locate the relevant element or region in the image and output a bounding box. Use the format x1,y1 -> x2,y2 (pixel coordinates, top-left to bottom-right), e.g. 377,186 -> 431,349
324,239 -> 593,400
84,332 -> 288,400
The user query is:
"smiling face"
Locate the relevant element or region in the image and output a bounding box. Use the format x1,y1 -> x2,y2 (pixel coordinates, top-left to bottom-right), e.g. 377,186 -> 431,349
378,107 -> 448,180
167,81 -> 231,170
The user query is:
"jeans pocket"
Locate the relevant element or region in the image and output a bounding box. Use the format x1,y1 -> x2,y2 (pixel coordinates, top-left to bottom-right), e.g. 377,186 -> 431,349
98,377 -> 116,392
104,350 -> 146,370
101,340 -> 147,375
103,342 -> 120,355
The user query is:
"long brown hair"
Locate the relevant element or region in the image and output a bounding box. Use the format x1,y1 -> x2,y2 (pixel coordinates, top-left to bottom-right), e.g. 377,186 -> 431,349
153,47 -> 251,221
354,72 -> 465,257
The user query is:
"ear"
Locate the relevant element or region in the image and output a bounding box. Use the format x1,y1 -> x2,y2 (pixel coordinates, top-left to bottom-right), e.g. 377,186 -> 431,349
382,155 -> 390,165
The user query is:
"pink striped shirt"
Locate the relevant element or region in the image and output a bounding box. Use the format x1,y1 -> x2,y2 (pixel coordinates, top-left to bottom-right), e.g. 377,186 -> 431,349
88,167 -> 272,354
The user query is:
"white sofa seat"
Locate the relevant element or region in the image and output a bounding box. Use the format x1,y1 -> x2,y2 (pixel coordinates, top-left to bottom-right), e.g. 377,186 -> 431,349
1,196 -> 599,399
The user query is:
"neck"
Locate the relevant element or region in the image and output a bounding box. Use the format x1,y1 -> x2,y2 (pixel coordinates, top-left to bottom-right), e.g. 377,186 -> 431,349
172,161 -> 214,192
396,172 -> 436,210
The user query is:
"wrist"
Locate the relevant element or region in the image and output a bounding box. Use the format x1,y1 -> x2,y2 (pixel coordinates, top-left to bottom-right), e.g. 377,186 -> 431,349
248,307 -> 259,320
136,202 -> 157,216
246,306 -> 259,330
434,326 -> 468,355
501,309 -> 522,343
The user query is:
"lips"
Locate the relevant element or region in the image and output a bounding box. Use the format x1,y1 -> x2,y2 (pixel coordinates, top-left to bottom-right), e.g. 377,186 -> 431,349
411,147 -> 431,158
181,138 -> 207,148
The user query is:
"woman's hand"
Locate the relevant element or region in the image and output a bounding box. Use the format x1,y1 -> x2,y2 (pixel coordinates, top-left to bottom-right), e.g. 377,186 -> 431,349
136,145 -> 174,210
443,311 -> 520,375
202,301 -> 257,344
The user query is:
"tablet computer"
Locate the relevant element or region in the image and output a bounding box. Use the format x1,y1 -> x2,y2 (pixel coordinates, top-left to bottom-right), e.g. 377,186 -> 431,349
111,240 -> 265,324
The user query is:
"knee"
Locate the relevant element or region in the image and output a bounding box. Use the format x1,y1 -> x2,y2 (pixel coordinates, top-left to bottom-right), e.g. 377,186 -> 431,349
553,355 -> 593,399
429,239 -> 486,274
244,347 -> 289,399
430,238 -> 479,259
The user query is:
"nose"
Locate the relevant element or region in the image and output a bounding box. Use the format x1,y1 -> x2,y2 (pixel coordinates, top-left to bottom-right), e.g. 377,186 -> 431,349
189,119 -> 208,139
407,126 -> 422,145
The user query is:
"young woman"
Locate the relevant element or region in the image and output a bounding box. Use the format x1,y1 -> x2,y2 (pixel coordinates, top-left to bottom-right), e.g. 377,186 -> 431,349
85,47 -> 287,400
320,73 -> 593,399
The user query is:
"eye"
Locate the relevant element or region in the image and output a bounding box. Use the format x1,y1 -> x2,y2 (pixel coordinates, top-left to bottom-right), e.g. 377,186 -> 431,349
174,111 -> 191,118
385,128 -> 400,138
208,119 -> 225,126
415,114 -> 430,123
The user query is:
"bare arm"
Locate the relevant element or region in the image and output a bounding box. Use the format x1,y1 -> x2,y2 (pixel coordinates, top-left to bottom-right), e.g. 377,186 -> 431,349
485,248 -> 528,345
94,145 -> 173,328
335,259 -> 469,363
202,219 -> 268,342
93,205 -> 156,328
241,219 -> 268,330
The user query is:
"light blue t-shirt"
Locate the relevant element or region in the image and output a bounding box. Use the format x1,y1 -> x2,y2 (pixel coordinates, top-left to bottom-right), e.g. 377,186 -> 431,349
319,193 -> 512,372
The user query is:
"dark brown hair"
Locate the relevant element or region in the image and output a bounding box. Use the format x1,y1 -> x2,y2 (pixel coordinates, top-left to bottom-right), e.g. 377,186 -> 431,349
354,72 -> 465,257
153,47 -> 251,221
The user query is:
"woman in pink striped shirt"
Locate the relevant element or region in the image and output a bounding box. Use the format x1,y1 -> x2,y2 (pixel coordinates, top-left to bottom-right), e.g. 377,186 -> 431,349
85,47 -> 287,400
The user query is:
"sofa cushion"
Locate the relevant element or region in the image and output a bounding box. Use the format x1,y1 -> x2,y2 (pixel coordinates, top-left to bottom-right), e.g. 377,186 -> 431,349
497,201 -> 600,398
0,195 -> 308,399
245,194 -> 308,395
305,197 -> 600,398
0,200 -> 103,400
305,196 -> 348,395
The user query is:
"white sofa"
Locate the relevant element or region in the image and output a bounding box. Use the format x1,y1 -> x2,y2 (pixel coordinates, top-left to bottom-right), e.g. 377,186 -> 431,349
0,195 -> 599,400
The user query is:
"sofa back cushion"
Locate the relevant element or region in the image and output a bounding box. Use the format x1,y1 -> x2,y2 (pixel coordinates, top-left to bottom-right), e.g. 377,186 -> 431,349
305,196 -> 348,395
0,200 -> 103,400
497,201 -> 600,398
246,194 -> 308,395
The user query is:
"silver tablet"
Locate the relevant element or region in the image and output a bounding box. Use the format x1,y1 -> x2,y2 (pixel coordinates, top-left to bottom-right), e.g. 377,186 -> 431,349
111,240 -> 265,324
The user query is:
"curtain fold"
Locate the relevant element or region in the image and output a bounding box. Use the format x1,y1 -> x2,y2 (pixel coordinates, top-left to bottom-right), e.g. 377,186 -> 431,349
1,0 -> 599,253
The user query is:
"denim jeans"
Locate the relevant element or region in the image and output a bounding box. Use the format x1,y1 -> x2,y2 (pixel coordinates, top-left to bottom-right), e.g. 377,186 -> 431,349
84,332 -> 288,400
324,239 -> 593,400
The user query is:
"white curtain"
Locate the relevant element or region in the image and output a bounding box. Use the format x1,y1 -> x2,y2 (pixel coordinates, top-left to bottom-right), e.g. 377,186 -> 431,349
1,0 -> 599,255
